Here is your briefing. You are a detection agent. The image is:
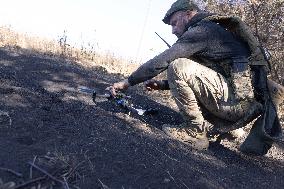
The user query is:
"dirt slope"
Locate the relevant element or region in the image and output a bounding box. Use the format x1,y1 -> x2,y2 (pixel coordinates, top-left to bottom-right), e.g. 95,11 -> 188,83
0,47 -> 283,189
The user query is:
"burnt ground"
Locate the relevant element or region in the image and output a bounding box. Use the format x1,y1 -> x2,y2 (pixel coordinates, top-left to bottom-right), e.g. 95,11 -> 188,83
0,46 -> 283,189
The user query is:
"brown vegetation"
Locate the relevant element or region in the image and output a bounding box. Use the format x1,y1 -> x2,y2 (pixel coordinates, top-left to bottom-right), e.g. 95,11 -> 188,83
0,26 -> 138,76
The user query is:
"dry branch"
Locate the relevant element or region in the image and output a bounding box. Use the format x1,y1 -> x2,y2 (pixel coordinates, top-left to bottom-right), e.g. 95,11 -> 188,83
27,162 -> 65,186
14,176 -> 46,189
0,167 -> 23,177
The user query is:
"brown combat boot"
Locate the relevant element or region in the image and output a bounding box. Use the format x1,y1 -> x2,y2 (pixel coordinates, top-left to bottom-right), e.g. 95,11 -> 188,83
162,122 -> 210,150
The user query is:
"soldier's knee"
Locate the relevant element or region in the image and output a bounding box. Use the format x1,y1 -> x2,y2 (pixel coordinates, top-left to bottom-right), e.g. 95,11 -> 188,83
167,58 -> 198,79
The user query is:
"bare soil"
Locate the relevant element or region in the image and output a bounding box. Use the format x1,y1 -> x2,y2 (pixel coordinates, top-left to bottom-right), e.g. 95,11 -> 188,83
0,47 -> 283,189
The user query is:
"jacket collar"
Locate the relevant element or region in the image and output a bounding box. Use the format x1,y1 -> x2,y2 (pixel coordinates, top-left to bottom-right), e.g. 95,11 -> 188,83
185,12 -> 215,29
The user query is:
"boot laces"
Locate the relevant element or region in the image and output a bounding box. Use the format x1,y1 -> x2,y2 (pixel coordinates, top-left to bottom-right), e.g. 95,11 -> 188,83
185,122 -> 208,138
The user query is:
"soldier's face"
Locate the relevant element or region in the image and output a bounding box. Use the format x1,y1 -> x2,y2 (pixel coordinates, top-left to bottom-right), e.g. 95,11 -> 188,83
170,11 -> 189,38
169,10 -> 196,38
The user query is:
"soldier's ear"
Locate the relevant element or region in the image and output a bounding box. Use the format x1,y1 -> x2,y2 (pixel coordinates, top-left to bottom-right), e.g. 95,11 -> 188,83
185,10 -> 197,20
183,10 -> 190,20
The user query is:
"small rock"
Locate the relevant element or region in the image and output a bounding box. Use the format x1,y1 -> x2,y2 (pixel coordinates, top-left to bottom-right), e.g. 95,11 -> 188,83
163,178 -> 171,183
229,128 -> 246,138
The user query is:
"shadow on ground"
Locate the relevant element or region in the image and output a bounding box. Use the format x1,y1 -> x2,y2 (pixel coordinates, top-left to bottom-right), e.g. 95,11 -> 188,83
0,47 -> 283,189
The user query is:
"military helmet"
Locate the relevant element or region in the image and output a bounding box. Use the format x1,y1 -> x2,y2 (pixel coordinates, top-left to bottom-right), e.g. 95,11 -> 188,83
163,0 -> 200,25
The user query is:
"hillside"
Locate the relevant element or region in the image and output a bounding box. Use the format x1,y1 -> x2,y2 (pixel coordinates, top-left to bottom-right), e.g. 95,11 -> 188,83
0,36 -> 284,188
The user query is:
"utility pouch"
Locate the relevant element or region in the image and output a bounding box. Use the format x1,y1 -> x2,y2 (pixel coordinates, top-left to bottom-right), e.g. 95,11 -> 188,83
230,57 -> 254,101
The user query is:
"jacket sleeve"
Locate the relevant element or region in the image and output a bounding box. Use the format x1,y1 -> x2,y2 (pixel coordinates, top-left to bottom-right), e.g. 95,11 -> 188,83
128,26 -> 209,86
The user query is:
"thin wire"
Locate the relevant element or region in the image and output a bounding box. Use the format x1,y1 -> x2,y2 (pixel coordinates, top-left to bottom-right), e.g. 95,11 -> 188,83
135,0 -> 152,63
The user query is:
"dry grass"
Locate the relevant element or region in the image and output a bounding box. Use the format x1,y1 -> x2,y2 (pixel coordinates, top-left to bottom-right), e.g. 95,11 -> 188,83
0,26 -> 138,76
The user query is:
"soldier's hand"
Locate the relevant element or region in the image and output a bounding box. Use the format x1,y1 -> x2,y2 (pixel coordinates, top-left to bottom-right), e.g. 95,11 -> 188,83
144,80 -> 162,91
106,79 -> 130,97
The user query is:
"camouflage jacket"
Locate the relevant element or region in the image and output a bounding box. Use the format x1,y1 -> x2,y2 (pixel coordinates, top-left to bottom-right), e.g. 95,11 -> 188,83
128,12 -> 254,100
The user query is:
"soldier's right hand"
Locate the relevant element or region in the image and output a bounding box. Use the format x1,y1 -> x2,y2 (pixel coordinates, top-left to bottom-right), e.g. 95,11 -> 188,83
144,80 -> 163,91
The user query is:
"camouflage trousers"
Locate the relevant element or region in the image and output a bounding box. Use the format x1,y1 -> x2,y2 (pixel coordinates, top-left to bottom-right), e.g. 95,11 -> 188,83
167,58 -> 259,130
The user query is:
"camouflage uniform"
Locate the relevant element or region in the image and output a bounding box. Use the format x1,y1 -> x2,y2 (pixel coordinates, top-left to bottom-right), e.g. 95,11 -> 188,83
167,58 -> 258,125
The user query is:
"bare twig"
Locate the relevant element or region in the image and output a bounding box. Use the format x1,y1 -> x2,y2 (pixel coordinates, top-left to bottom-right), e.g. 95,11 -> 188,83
28,162 -> 65,185
251,3 -> 261,46
148,143 -> 180,162
249,0 -> 260,6
87,157 -> 95,173
98,179 -> 110,189
167,170 -> 190,189
66,160 -> 85,180
72,186 -> 81,189
178,179 -> 190,189
63,177 -> 70,189
166,171 -> 175,181
30,156 -> 38,179
14,176 -> 46,189
0,167 -> 23,177
166,171 -> 178,186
